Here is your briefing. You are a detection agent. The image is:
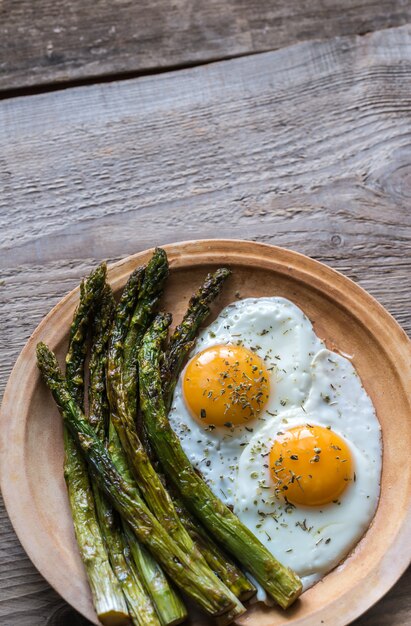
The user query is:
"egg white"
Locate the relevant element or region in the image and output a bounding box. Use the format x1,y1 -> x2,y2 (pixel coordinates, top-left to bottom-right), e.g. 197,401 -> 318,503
234,386 -> 381,588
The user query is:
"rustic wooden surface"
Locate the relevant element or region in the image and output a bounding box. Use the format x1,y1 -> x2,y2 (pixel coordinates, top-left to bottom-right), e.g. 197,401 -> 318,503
1,8 -> 410,626
1,0 -> 411,92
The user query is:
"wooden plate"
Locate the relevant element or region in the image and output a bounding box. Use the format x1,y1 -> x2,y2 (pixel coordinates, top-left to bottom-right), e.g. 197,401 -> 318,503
1,240 -> 410,626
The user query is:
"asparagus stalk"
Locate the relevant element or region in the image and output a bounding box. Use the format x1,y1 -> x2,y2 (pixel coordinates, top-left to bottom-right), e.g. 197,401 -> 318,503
105,261 -> 145,426
66,263 -> 107,405
108,422 -> 187,626
106,253 -> 244,620
122,524 -> 186,626
161,268 -> 231,409
138,315 -> 303,610
62,435 -> 129,625
105,263 -> 145,414
105,258 -> 187,624
64,264 -> 129,624
171,492 -> 255,601
89,284 -> 161,626
94,486 -> 161,626
160,268 -> 256,601
36,343 -> 241,619
88,283 -> 116,439
122,248 -> 169,420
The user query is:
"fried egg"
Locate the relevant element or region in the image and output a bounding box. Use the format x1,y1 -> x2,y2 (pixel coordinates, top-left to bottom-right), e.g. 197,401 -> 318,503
236,349 -> 381,593
169,297 -> 382,594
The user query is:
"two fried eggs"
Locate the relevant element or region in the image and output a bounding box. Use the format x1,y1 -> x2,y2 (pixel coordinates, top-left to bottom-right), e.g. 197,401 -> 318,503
169,297 -> 382,595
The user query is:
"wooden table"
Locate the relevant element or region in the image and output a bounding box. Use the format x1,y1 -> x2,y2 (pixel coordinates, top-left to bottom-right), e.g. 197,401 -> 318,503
1,2 -> 410,624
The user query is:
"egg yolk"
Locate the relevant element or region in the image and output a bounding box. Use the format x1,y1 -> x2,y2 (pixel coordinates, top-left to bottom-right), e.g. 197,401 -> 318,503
269,425 -> 354,506
183,344 -> 270,427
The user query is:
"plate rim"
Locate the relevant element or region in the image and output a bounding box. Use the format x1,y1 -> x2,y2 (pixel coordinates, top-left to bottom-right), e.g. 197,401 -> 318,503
0,238 -> 410,626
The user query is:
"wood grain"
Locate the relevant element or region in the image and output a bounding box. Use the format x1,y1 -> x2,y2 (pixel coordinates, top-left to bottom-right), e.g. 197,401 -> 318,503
1,0 -> 411,92
0,25 -> 410,626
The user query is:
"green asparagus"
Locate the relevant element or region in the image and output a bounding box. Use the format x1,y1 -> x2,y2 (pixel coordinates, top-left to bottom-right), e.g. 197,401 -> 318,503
36,342 -> 243,619
64,264 -> 129,624
108,422 -> 187,626
105,263 -> 145,413
138,314 -> 303,610
122,248 -> 169,419
88,283 -> 116,440
62,435 -> 129,625
88,283 -> 160,626
104,258 -> 187,624
66,263 -> 107,405
94,486 -> 161,626
161,267 -> 231,409
106,253 -> 244,620
171,492 -> 255,601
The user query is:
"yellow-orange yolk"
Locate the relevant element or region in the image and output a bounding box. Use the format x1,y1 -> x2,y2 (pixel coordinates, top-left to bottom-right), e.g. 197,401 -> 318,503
183,344 -> 270,427
269,425 -> 354,506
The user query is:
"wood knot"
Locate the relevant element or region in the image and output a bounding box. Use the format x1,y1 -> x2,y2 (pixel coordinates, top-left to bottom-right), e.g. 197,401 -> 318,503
331,234 -> 342,246
364,147 -> 411,205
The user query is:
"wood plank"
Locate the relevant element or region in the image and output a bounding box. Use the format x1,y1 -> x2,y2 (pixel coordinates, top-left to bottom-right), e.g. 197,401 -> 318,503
0,0 -> 411,91
1,26 -> 410,625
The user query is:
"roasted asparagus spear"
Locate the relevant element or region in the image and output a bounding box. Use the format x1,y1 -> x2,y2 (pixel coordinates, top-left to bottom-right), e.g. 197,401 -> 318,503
104,258 -> 187,625
88,282 -> 115,440
36,342 -> 243,619
109,422 -> 187,626
106,251 -> 244,619
161,267 -> 231,409
122,248 -> 169,420
89,283 -> 161,626
64,264 -> 129,624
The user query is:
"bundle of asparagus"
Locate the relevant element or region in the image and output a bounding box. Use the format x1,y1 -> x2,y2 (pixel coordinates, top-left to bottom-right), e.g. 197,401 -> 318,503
36,248 -> 302,626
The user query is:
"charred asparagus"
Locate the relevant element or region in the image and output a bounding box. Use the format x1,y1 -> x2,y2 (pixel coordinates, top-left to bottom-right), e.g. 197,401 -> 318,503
106,255 -> 244,620
64,264 -> 128,624
89,283 -> 161,626
37,342 -> 243,619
